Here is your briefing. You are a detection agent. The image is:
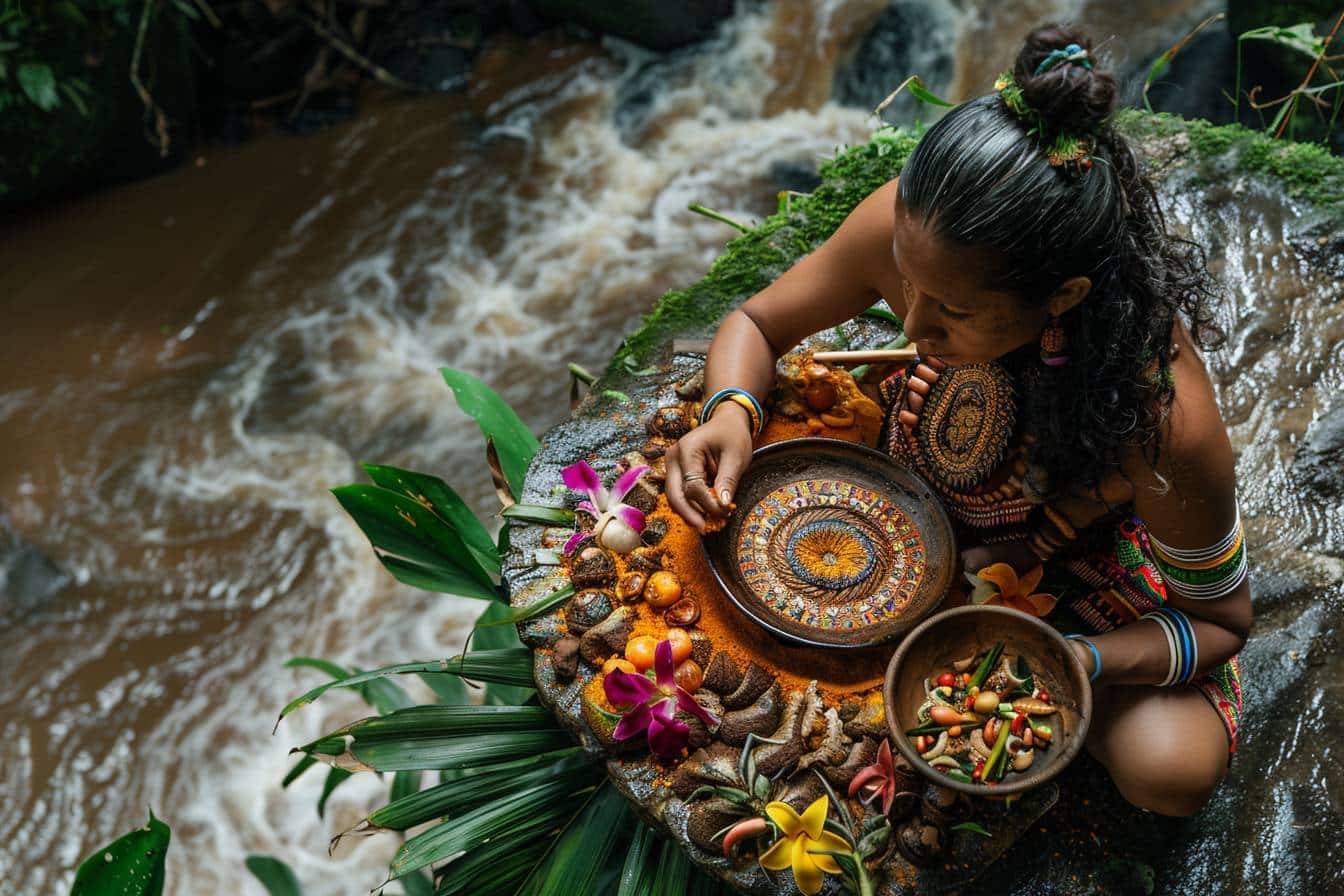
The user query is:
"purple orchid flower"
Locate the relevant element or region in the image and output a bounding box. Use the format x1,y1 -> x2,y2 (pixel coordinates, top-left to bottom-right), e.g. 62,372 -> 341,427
561,459 -> 649,554
603,640 -> 719,759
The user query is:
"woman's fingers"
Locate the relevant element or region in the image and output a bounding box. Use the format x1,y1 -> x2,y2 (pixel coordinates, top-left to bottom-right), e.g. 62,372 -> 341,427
665,446 -> 707,532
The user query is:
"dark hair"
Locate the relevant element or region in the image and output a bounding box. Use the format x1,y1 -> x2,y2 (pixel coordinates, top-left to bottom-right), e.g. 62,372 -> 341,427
897,23 -> 1224,500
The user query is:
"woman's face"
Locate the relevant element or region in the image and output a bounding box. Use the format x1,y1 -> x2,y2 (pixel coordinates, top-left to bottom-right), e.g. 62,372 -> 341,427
891,192 -> 1049,366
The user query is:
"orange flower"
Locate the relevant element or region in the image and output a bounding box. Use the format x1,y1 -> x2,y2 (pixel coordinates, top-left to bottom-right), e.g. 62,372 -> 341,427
967,563 -> 1058,617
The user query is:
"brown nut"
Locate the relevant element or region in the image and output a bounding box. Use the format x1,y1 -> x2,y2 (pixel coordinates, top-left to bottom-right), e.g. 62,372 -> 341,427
664,597 -> 701,627
616,572 -> 647,603
645,571 -> 683,609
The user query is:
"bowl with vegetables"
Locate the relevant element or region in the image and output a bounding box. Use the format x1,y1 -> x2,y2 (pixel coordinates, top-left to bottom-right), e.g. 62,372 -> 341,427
882,604 -> 1093,796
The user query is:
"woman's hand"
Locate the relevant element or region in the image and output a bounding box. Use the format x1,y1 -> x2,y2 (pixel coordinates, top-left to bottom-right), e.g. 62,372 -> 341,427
665,403 -> 755,533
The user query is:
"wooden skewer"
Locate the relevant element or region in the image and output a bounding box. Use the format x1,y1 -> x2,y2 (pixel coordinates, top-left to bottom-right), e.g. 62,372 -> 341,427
812,347 -> 919,364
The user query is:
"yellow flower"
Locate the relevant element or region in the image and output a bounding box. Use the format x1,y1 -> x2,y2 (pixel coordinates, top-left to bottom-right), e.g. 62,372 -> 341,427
758,796 -> 851,896
967,562 -> 1058,618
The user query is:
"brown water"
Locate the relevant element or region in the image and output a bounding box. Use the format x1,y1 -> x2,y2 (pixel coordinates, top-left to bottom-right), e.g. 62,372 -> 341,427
3,1 -> 1335,893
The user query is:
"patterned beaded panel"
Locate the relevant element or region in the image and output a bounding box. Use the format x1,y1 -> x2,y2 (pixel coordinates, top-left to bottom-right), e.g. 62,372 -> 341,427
704,438 -> 956,647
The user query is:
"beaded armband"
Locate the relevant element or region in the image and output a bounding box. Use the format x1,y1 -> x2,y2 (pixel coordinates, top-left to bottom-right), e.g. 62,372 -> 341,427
700,388 -> 765,438
1148,512 -> 1249,600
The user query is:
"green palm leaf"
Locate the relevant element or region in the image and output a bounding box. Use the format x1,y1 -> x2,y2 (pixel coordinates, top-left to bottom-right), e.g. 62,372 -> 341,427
317,767 -> 354,818
276,649 -> 535,726
377,554 -> 500,601
469,603 -> 533,706
296,705 -> 570,773
387,774 -> 599,881
361,464 -> 500,577
354,747 -> 589,833
441,368 -> 539,500
516,781 -> 631,895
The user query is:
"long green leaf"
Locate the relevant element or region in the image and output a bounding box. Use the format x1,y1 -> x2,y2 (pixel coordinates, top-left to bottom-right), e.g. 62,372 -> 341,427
277,650 -> 535,726
397,871 -> 434,896
434,836 -> 551,895
333,484 -> 497,595
390,769 -> 421,804
475,585 -> 574,627
617,822 -> 658,896
517,781 -> 631,895
441,368 -> 538,500
281,755 -> 318,788
71,811 -> 169,896
362,748 -> 590,832
377,554 -> 499,601
317,767 -> 353,818
362,464 -> 499,576
353,730 -> 573,772
244,855 -> 303,896
468,602 -> 531,705
387,776 -> 595,881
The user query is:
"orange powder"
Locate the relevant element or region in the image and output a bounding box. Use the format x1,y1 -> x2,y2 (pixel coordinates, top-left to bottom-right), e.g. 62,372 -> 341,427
617,415 -> 896,705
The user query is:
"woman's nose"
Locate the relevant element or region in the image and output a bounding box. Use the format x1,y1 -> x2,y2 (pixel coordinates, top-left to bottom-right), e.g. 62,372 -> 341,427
902,294 -> 942,344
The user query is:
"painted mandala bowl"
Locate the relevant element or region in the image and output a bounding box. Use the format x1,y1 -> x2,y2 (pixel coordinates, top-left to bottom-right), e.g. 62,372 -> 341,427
702,437 -> 956,648
884,605 -> 1093,796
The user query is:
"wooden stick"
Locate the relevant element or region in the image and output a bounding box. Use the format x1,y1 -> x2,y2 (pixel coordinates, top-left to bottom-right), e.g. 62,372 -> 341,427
812,347 -> 919,364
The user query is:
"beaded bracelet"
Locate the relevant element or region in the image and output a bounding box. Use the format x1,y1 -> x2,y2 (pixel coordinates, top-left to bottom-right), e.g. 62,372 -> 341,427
700,387 -> 765,438
1064,634 -> 1102,683
1149,511 -> 1249,600
1142,607 -> 1199,686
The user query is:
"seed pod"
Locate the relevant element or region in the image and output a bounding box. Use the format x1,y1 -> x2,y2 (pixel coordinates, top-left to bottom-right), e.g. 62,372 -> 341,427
616,572 -> 647,602
1011,697 -> 1057,716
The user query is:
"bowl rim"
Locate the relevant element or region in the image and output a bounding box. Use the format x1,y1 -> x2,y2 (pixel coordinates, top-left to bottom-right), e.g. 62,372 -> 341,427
883,604 -> 1094,796
700,436 -> 956,649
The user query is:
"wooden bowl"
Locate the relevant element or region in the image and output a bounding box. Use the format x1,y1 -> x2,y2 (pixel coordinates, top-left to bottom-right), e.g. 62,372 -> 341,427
702,438 -> 956,648
883,605 -> 1093,796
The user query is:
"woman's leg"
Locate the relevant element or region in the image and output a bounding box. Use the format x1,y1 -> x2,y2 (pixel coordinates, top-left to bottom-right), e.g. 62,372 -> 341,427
1083,682 -> 1230,816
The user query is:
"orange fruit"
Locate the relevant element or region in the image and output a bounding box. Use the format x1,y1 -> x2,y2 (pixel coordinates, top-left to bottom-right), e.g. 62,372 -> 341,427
602,656 -> 637,676
645,571 -> 683,609
665,627 -> 693,665
625,635 -> 660,672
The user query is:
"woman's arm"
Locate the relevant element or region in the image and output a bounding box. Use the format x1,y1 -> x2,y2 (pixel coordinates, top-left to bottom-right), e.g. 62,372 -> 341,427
667,178 -> 901,527
1077,324 -> 1251,684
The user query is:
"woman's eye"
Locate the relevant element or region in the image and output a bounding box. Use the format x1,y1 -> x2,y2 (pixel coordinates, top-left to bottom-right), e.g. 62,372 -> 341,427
938,303 -> 971,319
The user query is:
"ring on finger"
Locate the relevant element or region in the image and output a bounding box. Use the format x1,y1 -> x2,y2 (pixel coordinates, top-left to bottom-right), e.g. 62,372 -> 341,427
683,471 -> 706,482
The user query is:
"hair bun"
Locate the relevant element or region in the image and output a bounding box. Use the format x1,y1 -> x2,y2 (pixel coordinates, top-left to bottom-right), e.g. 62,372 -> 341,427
1013,24 -> 1116,133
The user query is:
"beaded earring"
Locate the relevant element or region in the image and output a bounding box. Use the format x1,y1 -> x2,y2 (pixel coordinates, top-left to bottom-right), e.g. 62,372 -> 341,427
1040,315 -> 1069,366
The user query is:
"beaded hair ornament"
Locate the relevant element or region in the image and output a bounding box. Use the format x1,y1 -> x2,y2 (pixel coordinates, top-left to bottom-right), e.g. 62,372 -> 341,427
994,42 -> 1096,171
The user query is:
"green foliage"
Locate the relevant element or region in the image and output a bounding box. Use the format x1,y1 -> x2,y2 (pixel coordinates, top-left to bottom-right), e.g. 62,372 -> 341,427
244,855 -> 304,896
70,810 -> 169,896
607,124 -> 923,371
440,368 -> 540,500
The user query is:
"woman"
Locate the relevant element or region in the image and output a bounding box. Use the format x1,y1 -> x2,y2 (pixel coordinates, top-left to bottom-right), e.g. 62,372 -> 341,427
665,25 -> 1248,817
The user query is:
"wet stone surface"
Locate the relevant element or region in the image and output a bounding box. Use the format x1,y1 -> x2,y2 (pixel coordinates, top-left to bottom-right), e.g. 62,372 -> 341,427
504,123 -> 1344,893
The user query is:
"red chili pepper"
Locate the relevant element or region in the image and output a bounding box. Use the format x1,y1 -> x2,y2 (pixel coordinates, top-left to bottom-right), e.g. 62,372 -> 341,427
938,672 -> 956,688
1011,713 -> 1026,736
972,762 -> 984,781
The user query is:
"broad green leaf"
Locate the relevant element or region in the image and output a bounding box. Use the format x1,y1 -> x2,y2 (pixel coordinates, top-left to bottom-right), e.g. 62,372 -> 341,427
362,464 -> 499,576
362,748 -> 589,832
17,62 -> 58,111
906,75 -> 953,107
390,769 -> 421,804
352,729 -> 572,772
387,776 -> 594,880
434,837 -> 550,895
333,484 -> 496,594
71,811 -> 169,896
1240,22 -> 1324,58
243,855 -> 303,896
441,368 -> 538,500
500,504 -> 575,525
378,553 -> 499,602
277,650 -> 535,725
317,766 -> 353,818
517,781 -> 631,895
417,669 -> 470,704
